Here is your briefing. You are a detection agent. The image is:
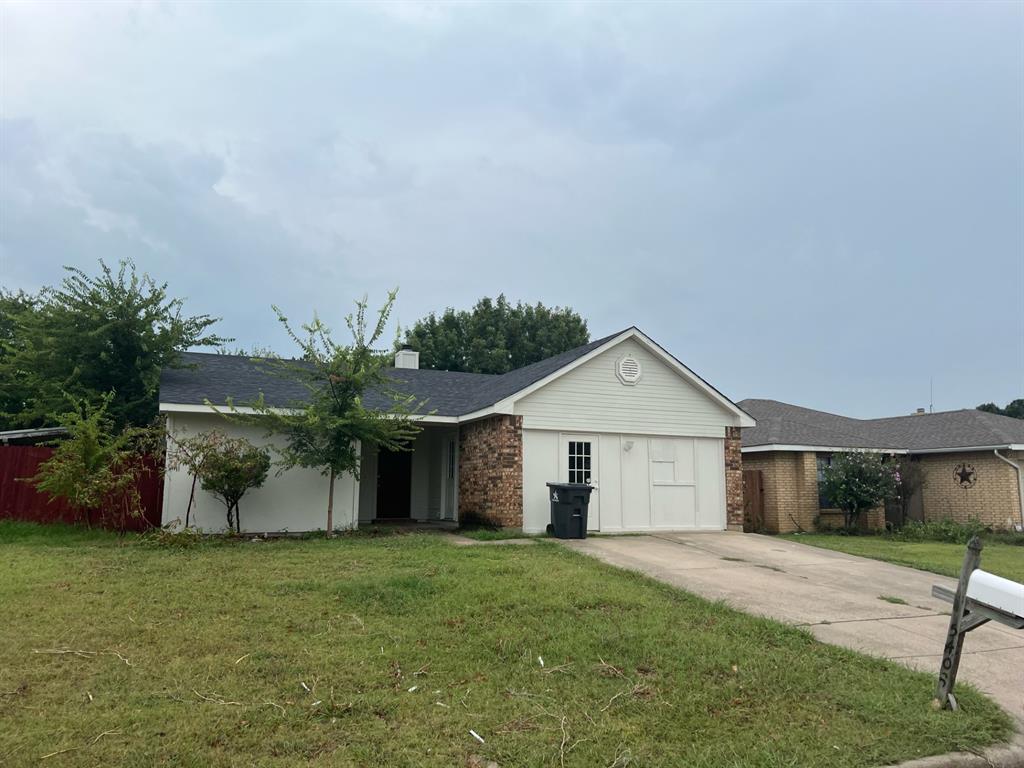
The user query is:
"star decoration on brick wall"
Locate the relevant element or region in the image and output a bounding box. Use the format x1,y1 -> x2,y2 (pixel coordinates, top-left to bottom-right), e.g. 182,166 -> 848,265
954,463 -> 977,489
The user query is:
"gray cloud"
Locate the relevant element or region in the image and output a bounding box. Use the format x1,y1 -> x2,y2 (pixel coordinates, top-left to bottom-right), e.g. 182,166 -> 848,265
1,1 -> 1021,416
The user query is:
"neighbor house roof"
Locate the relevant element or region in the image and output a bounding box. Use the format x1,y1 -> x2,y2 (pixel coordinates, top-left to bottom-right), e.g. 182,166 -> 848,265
739,399 -> 1024,453
160,328 -> 753,425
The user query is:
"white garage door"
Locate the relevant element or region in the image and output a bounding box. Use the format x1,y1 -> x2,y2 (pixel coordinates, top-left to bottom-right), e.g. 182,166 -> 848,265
522,431 -> 726,533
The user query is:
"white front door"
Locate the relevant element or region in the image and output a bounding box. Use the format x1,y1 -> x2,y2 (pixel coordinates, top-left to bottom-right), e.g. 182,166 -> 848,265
560,434 -> 600,531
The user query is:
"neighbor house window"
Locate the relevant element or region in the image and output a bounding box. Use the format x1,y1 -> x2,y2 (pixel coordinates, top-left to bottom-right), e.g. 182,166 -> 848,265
816,455 -> 833,509
568,441 -> 592,484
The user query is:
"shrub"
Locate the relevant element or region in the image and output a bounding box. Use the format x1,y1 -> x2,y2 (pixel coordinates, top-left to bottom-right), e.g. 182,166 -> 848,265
142,520 -> 205,549
892,519 -> 1024,545
29,393 -> 154,531
819,452 -> 898,531
167,431 -> 271,533
198,433 -> 270,533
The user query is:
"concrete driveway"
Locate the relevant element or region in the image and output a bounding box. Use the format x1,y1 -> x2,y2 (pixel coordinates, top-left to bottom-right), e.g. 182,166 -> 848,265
563,532 -> 1024,726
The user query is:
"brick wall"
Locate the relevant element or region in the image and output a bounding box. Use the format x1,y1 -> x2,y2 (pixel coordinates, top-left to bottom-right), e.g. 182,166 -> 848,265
741,451 -> 819,533
917,450 -> 1022,530
724,427 -> 744,530
741,450 -> 889,533
458,415 -> 524,528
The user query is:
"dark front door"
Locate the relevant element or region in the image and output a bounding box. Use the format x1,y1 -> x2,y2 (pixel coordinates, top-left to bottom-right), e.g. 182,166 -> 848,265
376,448 -> 412,519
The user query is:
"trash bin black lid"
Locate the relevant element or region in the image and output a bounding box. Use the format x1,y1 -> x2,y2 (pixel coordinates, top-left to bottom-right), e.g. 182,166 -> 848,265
546,481 -> 593,489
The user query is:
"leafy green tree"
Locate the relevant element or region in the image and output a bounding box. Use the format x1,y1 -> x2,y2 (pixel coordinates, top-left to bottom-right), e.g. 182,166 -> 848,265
977,400 -> 1024,419
29,393 -> 150,530
820,452 -> 898,531
402,295 -> 589,374
0,260 -> 227,430
0,290 -> 40,428
184,431 -> 271,534
228,292 -> 422,535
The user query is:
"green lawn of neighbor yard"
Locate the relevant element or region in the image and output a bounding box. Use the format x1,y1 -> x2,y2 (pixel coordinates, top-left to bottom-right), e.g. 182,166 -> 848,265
0,521 -> 1012,768
781,534 -> 1024,583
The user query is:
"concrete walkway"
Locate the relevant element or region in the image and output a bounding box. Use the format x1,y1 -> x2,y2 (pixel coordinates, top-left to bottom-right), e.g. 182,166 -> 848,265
562,532 -> 1024,728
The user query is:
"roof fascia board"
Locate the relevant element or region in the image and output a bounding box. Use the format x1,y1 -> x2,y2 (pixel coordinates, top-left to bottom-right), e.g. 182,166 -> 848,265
452,403 -> 514,424
743,443 -> 1024,455
742,444 -> 907,454
488,328 -> 755,426
159,402 -> 458,424
908,444 -> 1018,455
160,402 -> 275,416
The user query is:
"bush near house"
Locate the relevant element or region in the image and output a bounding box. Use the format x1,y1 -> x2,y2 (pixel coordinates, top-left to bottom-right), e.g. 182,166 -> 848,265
819,452 -> 898,531
28,395 -> 158,532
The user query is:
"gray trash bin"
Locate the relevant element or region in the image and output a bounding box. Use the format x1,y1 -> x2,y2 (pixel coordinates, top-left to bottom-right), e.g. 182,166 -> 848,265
545,482 -> 594,539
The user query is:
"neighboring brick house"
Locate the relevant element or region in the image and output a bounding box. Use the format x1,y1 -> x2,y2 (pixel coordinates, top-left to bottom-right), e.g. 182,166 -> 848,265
157,328 -> 754,534
739,399 -> 1024,533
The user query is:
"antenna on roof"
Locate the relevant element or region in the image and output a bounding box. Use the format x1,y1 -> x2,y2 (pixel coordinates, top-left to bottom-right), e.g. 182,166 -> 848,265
929,377 -> 934,413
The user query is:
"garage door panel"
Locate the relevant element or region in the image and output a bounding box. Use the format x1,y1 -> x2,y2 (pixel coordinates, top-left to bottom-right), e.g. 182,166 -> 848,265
652,484 -> 696,528
522,429 -> 724,533
621,437 -> 651,529
695,438 -> 726,529
674,439 -> 695,482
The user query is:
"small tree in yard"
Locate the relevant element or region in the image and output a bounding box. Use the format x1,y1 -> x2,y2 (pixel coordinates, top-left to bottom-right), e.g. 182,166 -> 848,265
30,393 -> 151,530
228,291 -> 422,535
820,451 -> 899,531
169,431 -> 270,532
195,433 -> 270,534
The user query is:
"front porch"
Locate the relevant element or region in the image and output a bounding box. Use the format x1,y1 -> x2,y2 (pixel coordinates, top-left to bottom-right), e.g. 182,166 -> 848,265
357,425 -> 460,525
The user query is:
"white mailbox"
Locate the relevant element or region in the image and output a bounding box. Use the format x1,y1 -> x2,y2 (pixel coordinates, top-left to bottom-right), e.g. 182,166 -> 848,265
966,569 -> 1024,619
932,538 -> 1023,711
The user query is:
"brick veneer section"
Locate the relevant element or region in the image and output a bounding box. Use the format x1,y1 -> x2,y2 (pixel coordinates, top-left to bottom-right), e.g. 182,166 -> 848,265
458,415 -> 524,528
742,450 -> 888,533
917,450 -> 1022,530
725,426 -> 744,530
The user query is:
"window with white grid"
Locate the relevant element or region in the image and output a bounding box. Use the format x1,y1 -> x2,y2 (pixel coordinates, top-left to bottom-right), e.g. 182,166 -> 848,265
567,440 -> 592,484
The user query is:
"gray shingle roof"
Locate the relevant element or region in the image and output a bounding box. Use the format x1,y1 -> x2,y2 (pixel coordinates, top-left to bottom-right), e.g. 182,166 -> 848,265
739,399 -> 1024,451
160,330 -> 626,417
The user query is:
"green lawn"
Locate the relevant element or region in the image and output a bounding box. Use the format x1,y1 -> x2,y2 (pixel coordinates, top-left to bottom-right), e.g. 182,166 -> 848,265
781,534 -> 1024,582
0,522 -> 1011,767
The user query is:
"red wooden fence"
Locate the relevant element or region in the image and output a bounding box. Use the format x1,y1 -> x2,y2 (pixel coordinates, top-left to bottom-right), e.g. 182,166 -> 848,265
0,446 -> 163,531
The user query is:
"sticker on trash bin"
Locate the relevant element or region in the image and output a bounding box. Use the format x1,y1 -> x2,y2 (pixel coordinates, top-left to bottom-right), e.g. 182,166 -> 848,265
551,490 -> 559,502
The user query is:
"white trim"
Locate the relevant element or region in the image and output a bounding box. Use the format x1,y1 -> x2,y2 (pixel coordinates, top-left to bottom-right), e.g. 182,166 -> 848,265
742,443 -> 1022,455
159,401 -> 459,424
741,444 -> 907,454
899,444 -> 1020,455
522,420 -> 729,439
447,402 -> 513,424
160,402 -> 281,415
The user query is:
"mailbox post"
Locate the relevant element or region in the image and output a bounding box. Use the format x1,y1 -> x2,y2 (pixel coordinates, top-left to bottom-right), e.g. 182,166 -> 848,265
931,536 -> 1024,711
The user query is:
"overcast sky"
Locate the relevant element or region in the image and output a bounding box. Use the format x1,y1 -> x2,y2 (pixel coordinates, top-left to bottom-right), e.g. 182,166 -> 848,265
1,1 -> 1021,418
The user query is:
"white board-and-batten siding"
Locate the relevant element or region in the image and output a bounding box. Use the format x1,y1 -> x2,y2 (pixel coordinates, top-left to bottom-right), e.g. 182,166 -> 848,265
516,338 -> 736,533
513,339 -> 736,437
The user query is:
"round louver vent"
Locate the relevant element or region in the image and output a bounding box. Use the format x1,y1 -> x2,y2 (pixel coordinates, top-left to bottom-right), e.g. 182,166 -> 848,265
616,355 -> 642,385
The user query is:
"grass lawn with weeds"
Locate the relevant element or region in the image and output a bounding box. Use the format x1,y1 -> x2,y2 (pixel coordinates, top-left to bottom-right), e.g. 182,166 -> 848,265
0,521 -> 1012,767
781,534 -> 1024,582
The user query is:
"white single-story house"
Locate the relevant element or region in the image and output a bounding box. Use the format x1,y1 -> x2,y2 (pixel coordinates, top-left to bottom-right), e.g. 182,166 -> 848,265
158,327 -> 754,534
